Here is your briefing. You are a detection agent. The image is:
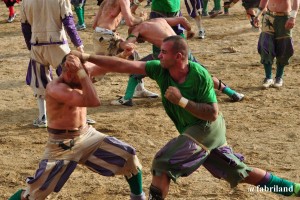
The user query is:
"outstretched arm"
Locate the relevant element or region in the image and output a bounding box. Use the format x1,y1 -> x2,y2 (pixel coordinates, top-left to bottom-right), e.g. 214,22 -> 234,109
120,0 -> 147,26
71,50 -> 147,76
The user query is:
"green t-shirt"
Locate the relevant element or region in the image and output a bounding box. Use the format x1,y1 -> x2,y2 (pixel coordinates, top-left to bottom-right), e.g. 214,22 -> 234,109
145,60 -> 217,134
151,0 -> 180,13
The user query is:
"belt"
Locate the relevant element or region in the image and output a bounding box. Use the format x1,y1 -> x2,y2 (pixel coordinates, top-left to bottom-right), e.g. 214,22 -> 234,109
94,27 -> 115,35
47,125 -> 87,134
266,10 -> 289,16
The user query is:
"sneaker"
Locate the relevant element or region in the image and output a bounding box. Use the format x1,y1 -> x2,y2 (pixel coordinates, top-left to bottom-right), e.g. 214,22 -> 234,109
111,97 -> 133,106
7,13 -> 16,23
198,28 -> 205,39
231,92 -> 244,102
224,11 -> 229,15
133,89 -> 159,98
86,117 -> 96,124
76,23 -> 86,31
33,117 -> 47,128
262,78 -> 274,89
209,10 -> 223,18
273,77 -> 283,88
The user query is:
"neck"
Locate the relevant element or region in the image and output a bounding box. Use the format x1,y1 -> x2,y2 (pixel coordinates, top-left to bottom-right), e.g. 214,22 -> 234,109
169,62 -> 189,83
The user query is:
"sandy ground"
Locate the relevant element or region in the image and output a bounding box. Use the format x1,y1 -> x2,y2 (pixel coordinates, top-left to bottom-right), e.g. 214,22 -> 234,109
0,1 -> 300,200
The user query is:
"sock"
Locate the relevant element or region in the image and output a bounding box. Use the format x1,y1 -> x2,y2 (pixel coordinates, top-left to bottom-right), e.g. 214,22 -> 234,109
37,96 -> 46,120
8,189 -> 23,200
9,6 -> 15,17
202,0 -> 208,12
194,16 -> 202,30
275,64 -> 285,79
213,0 -> 221,10
258,173 -> 295,196
293,183 -> 300,196
263,64 -> 272,79
222,87 -> 235,97
74,6 -> 84,25
124,76 -> 139,100
224,7 -> 229,13
126,169 -> 143,195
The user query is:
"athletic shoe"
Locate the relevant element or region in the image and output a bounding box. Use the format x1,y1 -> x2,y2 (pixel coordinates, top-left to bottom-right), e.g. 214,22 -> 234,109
224,11 -> 229,15
198,28 -> 205,39
7,13 -> 16,23
33,117 -> 47,128
111,97 -> 133,106
133,89 -> 159,98
262,78 -> 274,89
273,77 -> 283,88
86,117 -> 96,124
209,10 -> 223,18
76,23 -> 86,31
231,92 -> 244,102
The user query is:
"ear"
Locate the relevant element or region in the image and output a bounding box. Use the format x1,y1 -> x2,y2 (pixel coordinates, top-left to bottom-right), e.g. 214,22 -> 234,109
176,52 -> 183,60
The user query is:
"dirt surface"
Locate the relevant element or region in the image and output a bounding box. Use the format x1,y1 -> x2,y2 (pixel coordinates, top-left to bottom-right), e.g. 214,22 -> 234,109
0,1 -> 300,200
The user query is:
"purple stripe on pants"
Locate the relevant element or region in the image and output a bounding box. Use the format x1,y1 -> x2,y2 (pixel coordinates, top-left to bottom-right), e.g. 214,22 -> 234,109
85,160 -> 115,176
104,136 -> 136,155
93,148 -> 126,167
54,161 -> 77,192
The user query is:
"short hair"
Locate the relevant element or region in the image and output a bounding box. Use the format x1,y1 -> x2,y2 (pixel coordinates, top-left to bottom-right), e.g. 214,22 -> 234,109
162,35 -> 188,58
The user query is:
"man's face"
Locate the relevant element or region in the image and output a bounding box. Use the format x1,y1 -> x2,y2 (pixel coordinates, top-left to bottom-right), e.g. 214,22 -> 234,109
158,41 -> 177,69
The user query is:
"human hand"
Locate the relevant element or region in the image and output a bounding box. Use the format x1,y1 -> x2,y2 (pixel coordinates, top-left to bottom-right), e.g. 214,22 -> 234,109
186,30 -> 195,39
253,17 -> 260,28
285,18 -> 296,30
65,55 -> 83,73
70,50 -> 90,63
164,86 -> 182,105
77,45 -> 84,53
139,11 -> 148,21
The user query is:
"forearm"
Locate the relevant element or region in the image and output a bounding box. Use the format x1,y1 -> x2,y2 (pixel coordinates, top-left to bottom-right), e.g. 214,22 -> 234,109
77,69 -> 100,107
291,0 -> 299,16
62,15 -> 83,48
180,98 -> 218,121
86,54 -> 146,75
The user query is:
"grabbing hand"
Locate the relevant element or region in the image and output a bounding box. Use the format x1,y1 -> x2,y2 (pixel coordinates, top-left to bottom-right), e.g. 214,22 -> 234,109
70,50 -> 90,63
252,17 -> 260,28
285,17 -> 296,30
164,86 -> 182,105
186,30 -> 195,39
65,55 -> 83,73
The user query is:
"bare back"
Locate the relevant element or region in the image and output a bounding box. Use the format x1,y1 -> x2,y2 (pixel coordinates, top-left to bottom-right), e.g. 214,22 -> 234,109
93,0 -> 123,30
133,18 -> 176,48
46,78 -> 87,130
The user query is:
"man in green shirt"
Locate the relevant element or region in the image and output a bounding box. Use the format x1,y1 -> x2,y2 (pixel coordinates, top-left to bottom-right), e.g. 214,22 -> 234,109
71,36 -> 300,199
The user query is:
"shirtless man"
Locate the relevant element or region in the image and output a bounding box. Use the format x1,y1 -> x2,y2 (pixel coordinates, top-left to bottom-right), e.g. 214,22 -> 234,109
254,0 -> 299,88
92,0 -> 157,98
8,55 -> 145,200
111,17 -> 244,106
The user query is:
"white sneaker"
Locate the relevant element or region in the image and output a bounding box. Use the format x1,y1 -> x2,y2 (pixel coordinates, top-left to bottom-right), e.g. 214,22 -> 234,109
198,28 -> 205,39
33,118 -> 47,128
133,89 -> 159,98
111,97 -> 133,106
86,117 -> 96,124
262,78 -> 274,89
273,77 -> 283,88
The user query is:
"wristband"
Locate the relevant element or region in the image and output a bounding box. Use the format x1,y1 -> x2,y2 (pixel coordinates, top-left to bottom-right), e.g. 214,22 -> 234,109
82,53 -> 90,62
77,69 -> 87,79
255,8 -> 263,17
178,97 -> 189,108
290,10 -> 297,18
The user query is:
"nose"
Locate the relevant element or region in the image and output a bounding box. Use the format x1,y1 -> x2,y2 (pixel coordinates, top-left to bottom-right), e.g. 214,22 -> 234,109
158,52 -> 162,59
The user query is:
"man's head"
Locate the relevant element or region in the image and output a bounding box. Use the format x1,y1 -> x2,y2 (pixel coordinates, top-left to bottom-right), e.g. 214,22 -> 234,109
158,36 -> 189,69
